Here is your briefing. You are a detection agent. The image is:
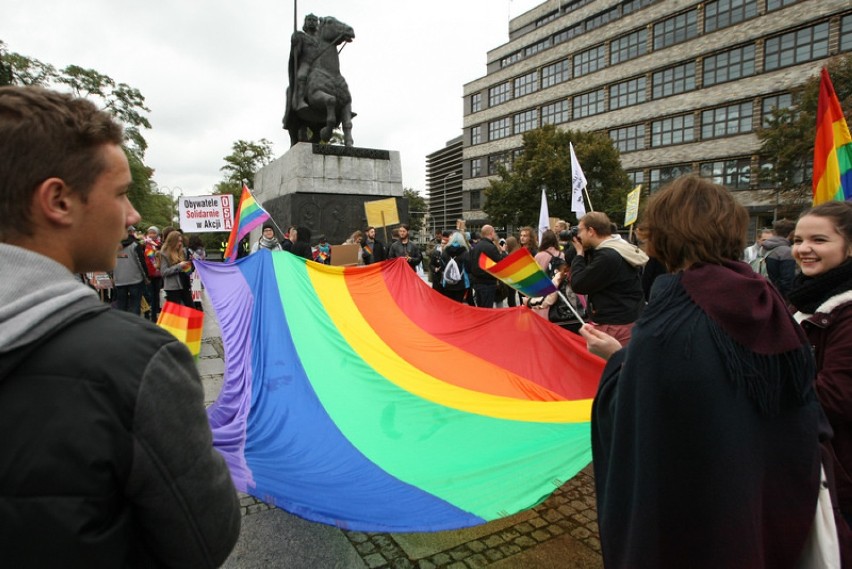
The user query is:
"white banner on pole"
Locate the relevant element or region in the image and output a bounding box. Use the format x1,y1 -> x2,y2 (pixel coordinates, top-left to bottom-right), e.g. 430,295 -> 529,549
570,142 -> 587,217
178,194 -> 235,233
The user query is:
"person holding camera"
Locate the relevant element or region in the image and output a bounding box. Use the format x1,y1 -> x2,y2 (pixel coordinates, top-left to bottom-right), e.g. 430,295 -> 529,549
570,211 -> 648,346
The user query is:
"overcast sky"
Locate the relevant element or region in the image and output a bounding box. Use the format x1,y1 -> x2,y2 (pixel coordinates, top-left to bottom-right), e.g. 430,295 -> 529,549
4,0 -> 543,198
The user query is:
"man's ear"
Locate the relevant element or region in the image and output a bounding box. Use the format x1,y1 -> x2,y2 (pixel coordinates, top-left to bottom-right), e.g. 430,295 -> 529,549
33,178 -> 77,228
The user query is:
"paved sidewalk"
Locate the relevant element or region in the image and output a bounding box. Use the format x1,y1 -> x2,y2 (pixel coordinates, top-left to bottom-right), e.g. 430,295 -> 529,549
198,293 -> 603,569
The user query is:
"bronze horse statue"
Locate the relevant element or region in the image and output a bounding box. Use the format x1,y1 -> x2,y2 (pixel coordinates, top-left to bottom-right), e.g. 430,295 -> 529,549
283,16 -> 355,147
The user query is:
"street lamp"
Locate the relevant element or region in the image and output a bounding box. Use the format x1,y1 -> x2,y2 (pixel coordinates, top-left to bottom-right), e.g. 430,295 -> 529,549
443,171 -> 459,233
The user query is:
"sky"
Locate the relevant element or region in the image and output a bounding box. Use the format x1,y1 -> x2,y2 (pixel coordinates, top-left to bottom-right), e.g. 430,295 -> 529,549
4,0 -> 544,198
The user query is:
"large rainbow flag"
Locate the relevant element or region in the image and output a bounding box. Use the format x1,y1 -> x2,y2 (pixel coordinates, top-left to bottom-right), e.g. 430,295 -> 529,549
813,67 -> 852,205
223,185 -> 271,262
195,252 -> 603,532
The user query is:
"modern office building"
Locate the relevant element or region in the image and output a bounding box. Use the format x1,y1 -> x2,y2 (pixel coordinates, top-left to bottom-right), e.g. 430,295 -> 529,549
456,0 -> 852,231
426,135 -> 464,234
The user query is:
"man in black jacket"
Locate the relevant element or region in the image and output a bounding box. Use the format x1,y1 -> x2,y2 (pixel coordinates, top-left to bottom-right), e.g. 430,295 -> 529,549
571,212 -> 648,346
0,86 -> 240,567
469,224 -> 506,307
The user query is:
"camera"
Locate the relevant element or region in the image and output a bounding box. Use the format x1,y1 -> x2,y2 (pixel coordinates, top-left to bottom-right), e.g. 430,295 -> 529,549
569,226 -> 580,239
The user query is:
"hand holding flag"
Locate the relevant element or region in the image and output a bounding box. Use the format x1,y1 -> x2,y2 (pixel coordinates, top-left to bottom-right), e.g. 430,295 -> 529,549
223,185 -> 272,262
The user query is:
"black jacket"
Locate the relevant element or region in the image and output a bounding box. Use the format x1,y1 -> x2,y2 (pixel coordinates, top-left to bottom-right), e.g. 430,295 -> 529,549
291,226 -> 314,260
570,247 -> 644,324
469,237 -> 504,285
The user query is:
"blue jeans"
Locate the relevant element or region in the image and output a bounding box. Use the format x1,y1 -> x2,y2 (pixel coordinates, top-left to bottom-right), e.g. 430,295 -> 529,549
115,282 -> 145,316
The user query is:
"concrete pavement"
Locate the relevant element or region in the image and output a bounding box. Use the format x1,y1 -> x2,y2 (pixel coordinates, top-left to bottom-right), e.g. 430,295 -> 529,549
197,293 -> 603,569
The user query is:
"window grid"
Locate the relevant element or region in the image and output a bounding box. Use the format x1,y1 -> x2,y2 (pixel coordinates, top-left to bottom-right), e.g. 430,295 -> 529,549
764,23 -> 829,71
761,93 -> 793,127
610,124 -> 646,153
541,100 -> 570,125
574,45 -> 605,78
703,0 -> 758,32
514,109 -> 539,134
514,72 -> 538,98
651,114 -> 695,146
622,0 -> 655,16
609,77 -> 646,110
541,60 -> 570,89
652,62 -> 696,99
699,158 -> 752,190
842,14 -> 852,53
701,102 -> 753,139
610,28 -> 647,65
488,153 -> 512,175
488,117 -> 511,141
470,93 -> 482,113
525,38 -> 552,57
470,158 -> 482,178
489,82 -> 512,107
766,0 -> 798,10
653,10 -> 697,50
627,170 -> 645,188
470,190 -> 481,210
573,89 -> 606,119
471,125 -> 482,146
649,164 -> 692,192
703,44 -> 755,86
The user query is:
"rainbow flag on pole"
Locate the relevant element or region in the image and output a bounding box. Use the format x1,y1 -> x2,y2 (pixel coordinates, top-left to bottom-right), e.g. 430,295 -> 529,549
223,185 -> 271,262
479,248 -> 558,298
813,67 -> 852,205
156,301 -> 204,359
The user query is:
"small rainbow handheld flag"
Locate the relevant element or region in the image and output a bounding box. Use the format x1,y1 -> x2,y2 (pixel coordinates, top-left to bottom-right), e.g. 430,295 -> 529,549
479,248 -> 557,298
813,67 -> 852,205
157,301 -> 204,359
223,185 -> 271,262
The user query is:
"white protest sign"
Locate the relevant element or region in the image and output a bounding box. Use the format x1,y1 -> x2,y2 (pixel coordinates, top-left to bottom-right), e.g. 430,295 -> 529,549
178,195 -> 235,233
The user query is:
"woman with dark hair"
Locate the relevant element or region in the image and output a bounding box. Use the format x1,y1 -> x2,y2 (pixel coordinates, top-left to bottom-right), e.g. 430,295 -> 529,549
790,201 -> 852,533
581,176 -> 824,568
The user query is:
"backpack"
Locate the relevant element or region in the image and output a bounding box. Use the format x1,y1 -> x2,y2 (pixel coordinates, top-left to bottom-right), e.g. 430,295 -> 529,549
443,257 -> 462,285
546,251 -> 566,278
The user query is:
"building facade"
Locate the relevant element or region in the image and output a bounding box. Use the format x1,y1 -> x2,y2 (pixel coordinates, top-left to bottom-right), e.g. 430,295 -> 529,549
426,135 -> 464,234
460,0 -> 852,230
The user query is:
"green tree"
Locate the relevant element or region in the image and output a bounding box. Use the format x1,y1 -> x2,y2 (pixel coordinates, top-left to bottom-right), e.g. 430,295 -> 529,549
220,139 -> 275,189
485,125 -> 631,228
403,188 -> 427,232
758,54 -> 852,209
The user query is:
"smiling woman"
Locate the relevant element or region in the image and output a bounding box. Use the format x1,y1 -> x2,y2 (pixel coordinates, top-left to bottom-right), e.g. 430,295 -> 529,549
790,201 -> 852,535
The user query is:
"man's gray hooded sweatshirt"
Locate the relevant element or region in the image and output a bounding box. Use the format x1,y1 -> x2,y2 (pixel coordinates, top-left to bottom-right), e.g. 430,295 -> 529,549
0,243 -> 240,568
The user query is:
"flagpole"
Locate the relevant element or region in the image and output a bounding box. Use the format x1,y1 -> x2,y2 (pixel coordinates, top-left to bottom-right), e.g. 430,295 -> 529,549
243,180 -> 287,239
584,187 -> 594,212
556,291 -> 586,325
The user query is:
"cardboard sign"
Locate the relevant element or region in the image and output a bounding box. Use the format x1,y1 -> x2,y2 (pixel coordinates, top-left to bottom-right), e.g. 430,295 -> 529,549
624,185 -> 642,227
331,243 -> 361,266
364,197 -> 399,228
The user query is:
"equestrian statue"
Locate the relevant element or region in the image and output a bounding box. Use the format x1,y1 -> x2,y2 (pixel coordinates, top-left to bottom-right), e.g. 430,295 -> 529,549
283,14 -> 356,147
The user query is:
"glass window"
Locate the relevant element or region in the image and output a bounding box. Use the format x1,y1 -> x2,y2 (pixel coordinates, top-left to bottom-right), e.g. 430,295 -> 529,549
470,190 -> 481,210
488,153 -> 512,175
586,5 -> 620,33
626,170 -> 645,188
701,102 -> 753,139
514,109 -> 538,134
649,164 -> 692,192
699,158 -> 752,190
651,114 -> 695,146
525,38 -> 552,57
470,93 -> 482,113
622,0 -> 655,15
764,22 -> 829,71
610,76 -> 646,110
652,62 -> 695,99
514,72 -> 538,98
761,92 -> 794,126
541,59 -> 570,89
766,0 -> 798,10
541,100 -> 570,125
610,28 -> 647,65
488,117 -> 511,141
609,124 -> 646,153
704,0 -> 758,32
703,44 -> 755,86
470,158 -> 482,178
489,82 -> 512,107
573,89 -> 606,119
842,14 -> 852,53
653,10 -> 698,50
471,125 -> 482,145
574,45 -> 605,78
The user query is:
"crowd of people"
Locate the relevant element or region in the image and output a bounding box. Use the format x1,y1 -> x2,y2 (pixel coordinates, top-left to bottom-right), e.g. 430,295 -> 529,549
4,84 -> 852,568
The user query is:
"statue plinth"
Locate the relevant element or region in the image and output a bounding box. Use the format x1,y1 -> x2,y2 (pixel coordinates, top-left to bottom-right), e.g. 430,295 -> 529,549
253,143 -> 406,245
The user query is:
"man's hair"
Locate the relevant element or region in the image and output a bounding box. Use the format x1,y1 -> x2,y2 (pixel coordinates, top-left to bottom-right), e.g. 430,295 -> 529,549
640,176 -> 747,270
773,218 -> 796,240
798,201 -> 852,248
579,212 -> 613,236
0,86 -> 124,241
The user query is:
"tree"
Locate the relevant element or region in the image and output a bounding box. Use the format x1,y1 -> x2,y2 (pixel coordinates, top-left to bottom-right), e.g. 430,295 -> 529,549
219,139 -> 275,189
758,54 -> 852,208
485,125 -> 631,229
403,188 -> 427,233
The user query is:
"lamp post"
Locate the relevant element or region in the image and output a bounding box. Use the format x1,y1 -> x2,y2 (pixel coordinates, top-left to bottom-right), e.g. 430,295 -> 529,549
442,171 -> 459,233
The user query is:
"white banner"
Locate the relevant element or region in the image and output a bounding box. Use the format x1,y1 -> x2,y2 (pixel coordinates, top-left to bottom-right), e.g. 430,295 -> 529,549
569,142 -> 587,217
178,195 -> 235,233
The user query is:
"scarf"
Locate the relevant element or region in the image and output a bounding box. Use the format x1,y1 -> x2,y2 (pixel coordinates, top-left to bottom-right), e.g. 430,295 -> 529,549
259,236 -> 280,250
788,258 -> 852,315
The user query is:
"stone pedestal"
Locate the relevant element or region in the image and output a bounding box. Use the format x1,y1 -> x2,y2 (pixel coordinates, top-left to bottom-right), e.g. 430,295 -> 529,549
253,143 -> 406,245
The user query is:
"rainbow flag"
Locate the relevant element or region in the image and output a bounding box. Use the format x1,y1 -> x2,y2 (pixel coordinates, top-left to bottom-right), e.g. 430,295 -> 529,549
479,248 -> 558,298
223,185 -> 271,262
195,252 -> 603,532
813,67 -> 852,205
156,301 -> 204,359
